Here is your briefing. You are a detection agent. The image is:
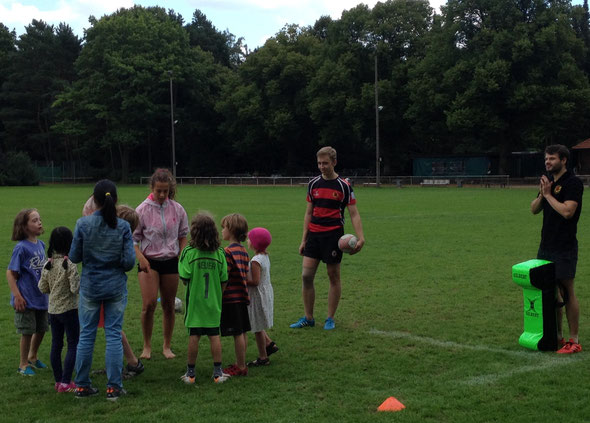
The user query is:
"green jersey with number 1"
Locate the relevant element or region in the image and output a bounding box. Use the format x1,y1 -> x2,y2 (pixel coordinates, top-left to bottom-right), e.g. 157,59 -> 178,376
179,246 -> 228,328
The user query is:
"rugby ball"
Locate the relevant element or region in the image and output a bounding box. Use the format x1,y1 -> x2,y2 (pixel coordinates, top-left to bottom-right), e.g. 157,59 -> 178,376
338,234 -> 358,254
174,297 -> 183,313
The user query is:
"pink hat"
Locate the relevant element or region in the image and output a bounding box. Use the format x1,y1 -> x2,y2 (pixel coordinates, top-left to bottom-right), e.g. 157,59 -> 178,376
248,227 -> 272,251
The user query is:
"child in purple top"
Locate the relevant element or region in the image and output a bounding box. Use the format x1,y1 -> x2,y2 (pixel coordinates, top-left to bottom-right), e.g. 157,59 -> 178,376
134,168 -> 189,359
7,208 -> 48,376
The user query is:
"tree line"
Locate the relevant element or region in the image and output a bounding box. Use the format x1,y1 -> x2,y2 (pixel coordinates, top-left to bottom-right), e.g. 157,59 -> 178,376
1,0 -> 590,183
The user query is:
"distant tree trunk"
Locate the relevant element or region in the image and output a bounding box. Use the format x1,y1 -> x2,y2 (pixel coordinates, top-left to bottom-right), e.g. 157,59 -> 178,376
109,146 -> 115,174
147,132 -> 152,173
118,142 -> 129,183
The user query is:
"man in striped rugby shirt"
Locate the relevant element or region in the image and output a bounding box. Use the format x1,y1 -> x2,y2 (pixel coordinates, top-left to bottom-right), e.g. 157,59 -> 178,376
290,146 -> 365,331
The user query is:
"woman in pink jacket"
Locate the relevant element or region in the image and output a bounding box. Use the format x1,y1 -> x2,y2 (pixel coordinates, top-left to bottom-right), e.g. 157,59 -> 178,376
134,169 -> 188,359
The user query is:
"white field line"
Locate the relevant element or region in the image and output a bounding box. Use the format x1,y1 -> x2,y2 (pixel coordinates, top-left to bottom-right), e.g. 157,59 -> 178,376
369,329 -> 582,385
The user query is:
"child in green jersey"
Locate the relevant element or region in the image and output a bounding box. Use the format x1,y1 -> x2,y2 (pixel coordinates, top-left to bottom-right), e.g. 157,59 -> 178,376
178,212 -> 229,384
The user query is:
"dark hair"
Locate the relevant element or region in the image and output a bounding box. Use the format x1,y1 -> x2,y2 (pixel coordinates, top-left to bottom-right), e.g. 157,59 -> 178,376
221,213 -> 248,242
190,212 -> 220,251
117,205 -> 139,232
45,226 -> 73,270
11,208 -> 41,241
93,179 -> 118,229
150,168 -> 176,200
545,144 -> 570,162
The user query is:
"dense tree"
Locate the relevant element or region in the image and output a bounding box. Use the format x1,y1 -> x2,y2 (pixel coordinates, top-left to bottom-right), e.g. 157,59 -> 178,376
53,6 -> 226,181
0,23 -> 17,152
0,20 -> 80,163
435,0 -> 590,172
4,1 -> 590,180
185,10 -> 246,68
217,25 -> 320,175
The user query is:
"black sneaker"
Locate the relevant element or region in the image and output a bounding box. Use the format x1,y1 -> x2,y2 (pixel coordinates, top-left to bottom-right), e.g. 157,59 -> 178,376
125,359 -> 144,377
106,386 -> 127,401
75,386 -> 99,398
247,357 -> 270,367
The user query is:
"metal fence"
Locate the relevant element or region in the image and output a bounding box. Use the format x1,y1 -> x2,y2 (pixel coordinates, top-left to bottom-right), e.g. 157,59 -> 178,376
108,174 -> 590,187
140,175 -> 514,187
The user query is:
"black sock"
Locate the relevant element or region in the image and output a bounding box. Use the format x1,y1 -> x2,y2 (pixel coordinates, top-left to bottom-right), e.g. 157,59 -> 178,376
187,364 -> 195,377
213,362 -> 222,377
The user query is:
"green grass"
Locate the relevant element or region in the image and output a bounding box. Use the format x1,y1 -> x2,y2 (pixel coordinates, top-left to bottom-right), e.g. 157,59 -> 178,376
1,185 -> 589,422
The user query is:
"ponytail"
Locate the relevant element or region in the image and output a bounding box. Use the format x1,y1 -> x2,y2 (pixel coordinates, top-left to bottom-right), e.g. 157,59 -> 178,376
102,193 -> 118,229
93,179 -> 119,229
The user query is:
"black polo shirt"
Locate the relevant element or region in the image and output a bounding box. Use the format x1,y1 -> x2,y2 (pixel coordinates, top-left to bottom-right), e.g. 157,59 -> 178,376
539,170 -> 583,252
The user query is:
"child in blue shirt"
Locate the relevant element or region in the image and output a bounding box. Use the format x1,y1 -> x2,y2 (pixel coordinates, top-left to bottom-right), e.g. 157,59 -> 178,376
7,208 -> 48,376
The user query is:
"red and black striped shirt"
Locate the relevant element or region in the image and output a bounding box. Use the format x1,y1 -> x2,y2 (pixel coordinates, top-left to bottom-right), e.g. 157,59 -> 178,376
223,243 -> 250,305
307,175 -> 356,233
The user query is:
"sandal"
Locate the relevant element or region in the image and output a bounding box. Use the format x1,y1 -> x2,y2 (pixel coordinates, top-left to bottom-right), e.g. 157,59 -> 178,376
266,342 -> 279,356
247,357 -> 270,367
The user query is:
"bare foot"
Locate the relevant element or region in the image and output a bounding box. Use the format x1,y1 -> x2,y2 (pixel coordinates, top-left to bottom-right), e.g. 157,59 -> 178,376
140,348 -> 151,360
163,348 -> 176,359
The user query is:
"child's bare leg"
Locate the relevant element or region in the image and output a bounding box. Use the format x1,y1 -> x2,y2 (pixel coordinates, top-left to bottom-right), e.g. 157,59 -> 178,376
209,335 -> 222,363
234,333 -> 247,370
139,270 -> 159,359
187,335 -> 200,365
160,274 -> 178,359
263,331 -> 273,347
20,334 -> 32,369
28,332 -> 45,363
121,331 -> 138,366
255,331 -> 268,359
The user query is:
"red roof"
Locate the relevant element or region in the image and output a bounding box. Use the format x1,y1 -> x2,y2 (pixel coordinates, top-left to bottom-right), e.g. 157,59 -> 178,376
572,139 -> 590,149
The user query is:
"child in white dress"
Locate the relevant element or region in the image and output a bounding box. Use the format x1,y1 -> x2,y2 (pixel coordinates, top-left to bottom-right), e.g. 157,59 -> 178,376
246,227 -> 278,367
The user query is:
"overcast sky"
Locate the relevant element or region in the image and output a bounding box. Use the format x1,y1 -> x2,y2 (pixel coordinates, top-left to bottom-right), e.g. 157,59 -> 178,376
0,0 -> 452,48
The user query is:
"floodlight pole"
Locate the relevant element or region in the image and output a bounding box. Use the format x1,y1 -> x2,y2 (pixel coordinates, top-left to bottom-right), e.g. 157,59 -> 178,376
168,70 -> 176,178
374,53 -> 381,188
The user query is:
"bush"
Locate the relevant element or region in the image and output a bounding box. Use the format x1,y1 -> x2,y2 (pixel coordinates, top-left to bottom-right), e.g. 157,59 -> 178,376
0,151 -> 40,186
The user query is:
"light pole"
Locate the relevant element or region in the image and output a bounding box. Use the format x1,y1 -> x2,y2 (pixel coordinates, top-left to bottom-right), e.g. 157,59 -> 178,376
374,53 -> 381,188
168,70 -> 176,178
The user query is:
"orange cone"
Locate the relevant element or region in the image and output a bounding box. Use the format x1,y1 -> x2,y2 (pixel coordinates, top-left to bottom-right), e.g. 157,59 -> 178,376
377,396 -> 405,412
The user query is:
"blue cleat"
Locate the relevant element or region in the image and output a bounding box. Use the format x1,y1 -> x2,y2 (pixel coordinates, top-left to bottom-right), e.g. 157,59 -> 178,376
290,317 -> 315,328
324,317 -> 335,330
28,359 -> 47,369
17,365 -> 35,376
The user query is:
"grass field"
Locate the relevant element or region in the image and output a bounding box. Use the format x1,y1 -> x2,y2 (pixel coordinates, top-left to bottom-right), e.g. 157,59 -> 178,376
1,184 -> 589,422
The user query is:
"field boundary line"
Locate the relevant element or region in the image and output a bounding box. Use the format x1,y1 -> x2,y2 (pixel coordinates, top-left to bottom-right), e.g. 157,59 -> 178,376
370,329 -> 532,358
461,358 -> 582,385
370,329 -> 583,385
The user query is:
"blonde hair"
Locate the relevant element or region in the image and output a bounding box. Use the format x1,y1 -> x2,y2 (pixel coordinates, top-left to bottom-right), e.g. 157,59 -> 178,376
117,205 -> 139,232
317,146 -> 337,162
221,213 -> 248,242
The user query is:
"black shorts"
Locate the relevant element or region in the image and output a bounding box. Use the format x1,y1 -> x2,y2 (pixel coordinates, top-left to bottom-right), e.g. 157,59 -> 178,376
303,228 -> 344,264
189,327 -> 220,337
138,257 -> 179,275
537,247 -> 578,280
220,303 -> 251,337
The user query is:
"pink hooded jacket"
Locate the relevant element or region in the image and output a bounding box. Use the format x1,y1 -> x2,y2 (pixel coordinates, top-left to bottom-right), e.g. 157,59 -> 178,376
133,193 -> 189,260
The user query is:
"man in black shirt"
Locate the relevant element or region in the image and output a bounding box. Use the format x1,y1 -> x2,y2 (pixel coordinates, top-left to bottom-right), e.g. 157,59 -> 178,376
531,144 -> 583,353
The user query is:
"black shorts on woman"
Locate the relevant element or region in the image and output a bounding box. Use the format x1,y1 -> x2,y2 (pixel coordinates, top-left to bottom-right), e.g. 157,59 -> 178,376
137,257 -> 179,275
